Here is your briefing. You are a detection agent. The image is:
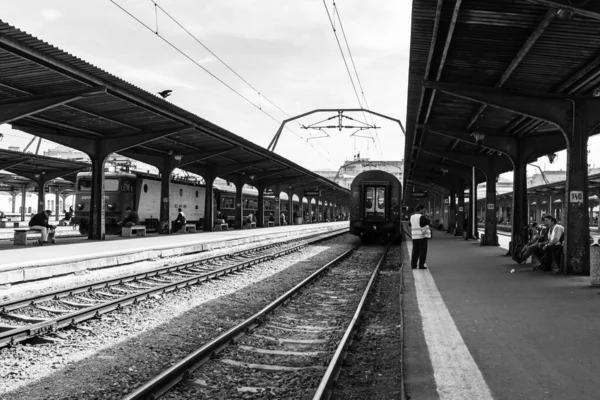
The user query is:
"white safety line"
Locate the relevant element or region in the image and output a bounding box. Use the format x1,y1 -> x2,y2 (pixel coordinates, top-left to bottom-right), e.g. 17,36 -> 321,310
407,240 -> 494,400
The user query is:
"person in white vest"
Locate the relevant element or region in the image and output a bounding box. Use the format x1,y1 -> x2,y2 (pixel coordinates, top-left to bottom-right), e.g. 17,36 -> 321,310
409,204 -> 431,269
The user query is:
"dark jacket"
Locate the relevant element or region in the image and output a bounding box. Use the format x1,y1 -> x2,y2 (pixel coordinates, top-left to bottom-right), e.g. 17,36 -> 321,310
122,210 -> 140,225
29,212 -> 51,228
175,212 -> 186,224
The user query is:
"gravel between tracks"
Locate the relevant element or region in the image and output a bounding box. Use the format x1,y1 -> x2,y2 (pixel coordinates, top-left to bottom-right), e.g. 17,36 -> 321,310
330,244 -> 404,400
0,234 -> 358,400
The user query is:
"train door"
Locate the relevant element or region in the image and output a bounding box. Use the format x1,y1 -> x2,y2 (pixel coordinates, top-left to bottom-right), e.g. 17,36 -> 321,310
364,185 -> 386,221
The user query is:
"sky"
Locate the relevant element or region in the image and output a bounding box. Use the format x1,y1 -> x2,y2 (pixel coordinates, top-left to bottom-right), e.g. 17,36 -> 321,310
0,0 -> 411,171
0,1 -> 598,179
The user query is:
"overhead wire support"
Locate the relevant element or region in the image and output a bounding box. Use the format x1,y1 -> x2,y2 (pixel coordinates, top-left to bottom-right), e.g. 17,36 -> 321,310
332,1 -> 381,152
323,0 -> 383,158
110,0 -> 338,167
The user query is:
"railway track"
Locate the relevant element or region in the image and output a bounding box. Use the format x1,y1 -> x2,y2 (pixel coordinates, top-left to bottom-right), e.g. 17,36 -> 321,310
123,243 -> 389,400
0,229 -> 347,348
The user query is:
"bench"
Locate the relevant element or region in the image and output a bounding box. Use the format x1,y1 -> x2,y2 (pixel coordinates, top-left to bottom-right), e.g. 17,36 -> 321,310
1,220 -> 20,228
184,223 -> 197,233
268,221 -> 274,227
214,223 -> 228,231
14,228 -> 55,245
122,225 -> 147,237
242,222 -> 257,230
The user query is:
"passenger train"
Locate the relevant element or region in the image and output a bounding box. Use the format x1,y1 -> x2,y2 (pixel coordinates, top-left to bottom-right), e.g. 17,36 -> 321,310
72,171 -> 302,234
349,170 -> 402,242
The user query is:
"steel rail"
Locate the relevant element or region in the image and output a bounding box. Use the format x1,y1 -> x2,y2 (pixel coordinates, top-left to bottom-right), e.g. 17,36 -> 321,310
122,245 -> 359,400
0,228 -> 346,313
0,228 -> 348,347
312,243 -> 390,400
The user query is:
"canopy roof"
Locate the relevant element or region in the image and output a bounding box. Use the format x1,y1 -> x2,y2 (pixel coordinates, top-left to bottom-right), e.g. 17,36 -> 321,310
0,20 -> 349,200
404,0 -> 600,197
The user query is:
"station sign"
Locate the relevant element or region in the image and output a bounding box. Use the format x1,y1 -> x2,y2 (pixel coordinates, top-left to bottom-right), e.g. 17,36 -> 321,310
487,203 -> 495,210
304,190 -> 321,197
33,187 -> 51,193
411,190 -> 428,198
569,191 -> 583,203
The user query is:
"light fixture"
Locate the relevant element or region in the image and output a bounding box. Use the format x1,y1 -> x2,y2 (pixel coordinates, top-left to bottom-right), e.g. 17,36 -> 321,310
472,131 -> 486,144
547,153 -> 557,164
441,167 -> 449,174
593,87 -> 600,97
173,154 -> 183,162
556,9 -> 574,20
249,174 -> 256,180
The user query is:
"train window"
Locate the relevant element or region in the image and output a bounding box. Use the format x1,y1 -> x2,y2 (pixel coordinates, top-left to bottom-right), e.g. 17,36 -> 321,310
196,190 -> 199,198
121,180 -> 133,192
365,187 -> 374,212
105,179 -> 119,192
179,188 -> 183,196
78,180 -> 92,191
377,187 -> 385,211
143,184 -> 148,193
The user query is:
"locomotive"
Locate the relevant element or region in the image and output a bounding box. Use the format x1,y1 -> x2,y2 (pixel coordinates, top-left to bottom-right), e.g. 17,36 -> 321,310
349,170 -> 402,242
72,170 -> 301,234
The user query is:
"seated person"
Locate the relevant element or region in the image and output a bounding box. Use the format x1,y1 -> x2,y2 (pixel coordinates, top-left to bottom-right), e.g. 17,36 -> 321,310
173,208 -> 186,232
215,211 -> 225,225
29,210 -> 56,245
268,213 -> 275,223
117,207 -> 140,235
60,206 -> 74,226
534,216 -> 564,272
517,222 -> 540,262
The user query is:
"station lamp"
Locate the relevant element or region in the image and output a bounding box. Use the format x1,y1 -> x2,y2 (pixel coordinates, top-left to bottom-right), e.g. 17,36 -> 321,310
173,154 -> 183,162
472,131 -> 486,145
441,167 -> 449,175
547,153 -> 557,164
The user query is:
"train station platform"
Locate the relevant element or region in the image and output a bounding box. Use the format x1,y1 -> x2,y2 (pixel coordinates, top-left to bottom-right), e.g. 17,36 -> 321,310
0,222 -> 348,286
403,231 -> 600,400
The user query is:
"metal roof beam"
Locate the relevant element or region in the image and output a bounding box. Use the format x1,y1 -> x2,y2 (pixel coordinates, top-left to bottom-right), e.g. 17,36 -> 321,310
0,87 -> 106,124
212,162 -> 265,178
525,0 -> 600,20
0,158 -> 31,170
466,9 -> 557,130
424,81 -> 574,133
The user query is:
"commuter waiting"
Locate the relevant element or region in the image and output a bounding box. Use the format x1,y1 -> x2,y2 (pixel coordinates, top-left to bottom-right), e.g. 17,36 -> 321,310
116,207 -> 140,236
516,222 -> 542,263
29,210 -> 56,245
172,208 -> 186,233
533,216 -> 564,273
60,206 -> 74,226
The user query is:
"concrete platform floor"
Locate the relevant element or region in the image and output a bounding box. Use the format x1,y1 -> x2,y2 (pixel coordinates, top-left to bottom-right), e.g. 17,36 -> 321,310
0,222 -> 348,286
403,231 -> 600,400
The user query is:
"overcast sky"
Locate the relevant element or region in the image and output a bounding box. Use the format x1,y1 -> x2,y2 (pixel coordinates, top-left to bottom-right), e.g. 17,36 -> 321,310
0,0 -> 410,171
0,1 -> 598,178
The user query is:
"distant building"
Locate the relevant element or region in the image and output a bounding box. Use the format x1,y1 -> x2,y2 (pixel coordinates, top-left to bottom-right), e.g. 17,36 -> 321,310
313,156 -> 403,190
43,145 -> 87,161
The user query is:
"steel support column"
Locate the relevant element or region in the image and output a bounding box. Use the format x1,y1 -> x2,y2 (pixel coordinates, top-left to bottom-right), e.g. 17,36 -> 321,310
447,188 -> 456,233
158,158 -> 178,234
54,190 -> 60,221
257,186 -> 265,228
20,184 -> 26,221
456,181 -> 465,236
89,156 -> 107,240
511,150 -> 529,255
35,175 -> 48,213
11,192 -> 17,213
483,160 -> 499,246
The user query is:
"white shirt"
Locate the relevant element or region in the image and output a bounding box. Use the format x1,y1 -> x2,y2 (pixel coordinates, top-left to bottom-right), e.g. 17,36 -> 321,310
548,224 -> 564,245
410,213 -> 425,240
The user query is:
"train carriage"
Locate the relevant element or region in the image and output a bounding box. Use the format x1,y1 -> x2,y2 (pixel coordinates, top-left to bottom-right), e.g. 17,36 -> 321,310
349,170 -> 402,242
73,171 -> 300,234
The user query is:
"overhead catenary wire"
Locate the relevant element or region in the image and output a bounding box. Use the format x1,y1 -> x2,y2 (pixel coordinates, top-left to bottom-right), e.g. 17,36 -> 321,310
333,2 -> 383,157
109,0 -> 338,167
322,0 -> 383,159
149,0 -> 339,165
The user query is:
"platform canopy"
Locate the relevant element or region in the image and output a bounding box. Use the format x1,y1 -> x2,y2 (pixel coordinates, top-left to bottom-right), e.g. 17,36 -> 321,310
0,148 -> 87,184
0,20 -> 349,199
404,0 -> 600,196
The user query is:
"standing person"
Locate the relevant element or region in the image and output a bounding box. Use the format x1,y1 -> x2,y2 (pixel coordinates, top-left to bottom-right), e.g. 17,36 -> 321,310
173,208 -> 186,233
410,204 -> 431,269
29,210 -> 56,245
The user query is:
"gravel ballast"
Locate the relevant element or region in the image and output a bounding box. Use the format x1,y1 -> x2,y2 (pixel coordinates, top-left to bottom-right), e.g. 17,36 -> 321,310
0,234 -> 358,400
